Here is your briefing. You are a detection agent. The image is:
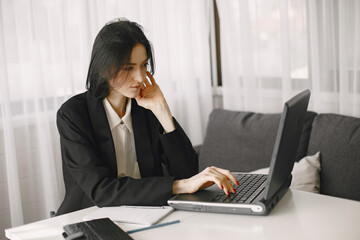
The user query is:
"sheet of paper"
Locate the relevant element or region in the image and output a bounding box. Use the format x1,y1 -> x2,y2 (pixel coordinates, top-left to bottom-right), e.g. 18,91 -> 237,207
83,206 -> 174,226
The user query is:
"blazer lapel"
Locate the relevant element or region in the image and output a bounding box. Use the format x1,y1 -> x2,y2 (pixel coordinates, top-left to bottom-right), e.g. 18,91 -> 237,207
87,92 -> 117,177
131,99 -> 156,178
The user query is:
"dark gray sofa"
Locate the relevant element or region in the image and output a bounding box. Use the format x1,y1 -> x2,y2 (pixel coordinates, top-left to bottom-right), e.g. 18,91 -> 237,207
197,109 -> 360,202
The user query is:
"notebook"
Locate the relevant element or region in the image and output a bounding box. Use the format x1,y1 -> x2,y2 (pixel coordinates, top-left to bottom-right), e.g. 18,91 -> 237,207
168,89 -> 311,216
83,206 -> 174,226
63,218 -> 134,240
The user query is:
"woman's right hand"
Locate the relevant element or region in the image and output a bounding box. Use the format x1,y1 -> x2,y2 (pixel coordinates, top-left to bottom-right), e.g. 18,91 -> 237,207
172,166 -> 239,195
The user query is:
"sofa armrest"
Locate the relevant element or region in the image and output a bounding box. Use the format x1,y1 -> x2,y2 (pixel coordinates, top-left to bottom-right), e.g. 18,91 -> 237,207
307,113 -> 360,201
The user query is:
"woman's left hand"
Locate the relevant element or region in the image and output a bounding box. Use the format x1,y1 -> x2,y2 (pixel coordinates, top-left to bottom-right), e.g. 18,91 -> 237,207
135,72 -> 165,110
135,72 -> 176,133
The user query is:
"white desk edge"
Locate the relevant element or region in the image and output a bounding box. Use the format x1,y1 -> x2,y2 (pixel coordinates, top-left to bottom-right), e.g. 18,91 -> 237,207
5,189 -> 360,240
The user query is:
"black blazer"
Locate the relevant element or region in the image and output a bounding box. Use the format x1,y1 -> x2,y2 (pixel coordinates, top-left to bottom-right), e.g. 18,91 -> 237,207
56,91 -> 198,215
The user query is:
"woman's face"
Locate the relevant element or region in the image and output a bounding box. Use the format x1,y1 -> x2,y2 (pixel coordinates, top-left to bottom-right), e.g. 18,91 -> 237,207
109,44 -> 148,98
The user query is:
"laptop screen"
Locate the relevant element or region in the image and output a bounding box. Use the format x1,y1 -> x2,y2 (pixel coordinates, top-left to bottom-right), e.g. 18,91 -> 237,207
263,90 -> 310,199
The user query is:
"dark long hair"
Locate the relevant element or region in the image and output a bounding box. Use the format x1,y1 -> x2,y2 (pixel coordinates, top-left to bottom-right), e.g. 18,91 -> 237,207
86,18 -> 155,99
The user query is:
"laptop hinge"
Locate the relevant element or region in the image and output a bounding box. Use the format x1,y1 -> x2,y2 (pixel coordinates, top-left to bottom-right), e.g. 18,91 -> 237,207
259,175 -> 292,215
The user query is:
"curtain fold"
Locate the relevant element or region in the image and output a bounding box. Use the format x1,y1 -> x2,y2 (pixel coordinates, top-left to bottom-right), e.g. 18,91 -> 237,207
217,0 -> 360,116
0,0 -> 212,233
0,13 -> 24,225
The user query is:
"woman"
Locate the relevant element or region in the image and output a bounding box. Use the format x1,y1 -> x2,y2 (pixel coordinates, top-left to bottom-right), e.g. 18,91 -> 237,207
56,18 -> 237,215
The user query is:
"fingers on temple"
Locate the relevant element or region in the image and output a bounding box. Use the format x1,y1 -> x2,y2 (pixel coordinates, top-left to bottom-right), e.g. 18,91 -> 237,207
143,77 -> 151,87
146,71 -> 156,85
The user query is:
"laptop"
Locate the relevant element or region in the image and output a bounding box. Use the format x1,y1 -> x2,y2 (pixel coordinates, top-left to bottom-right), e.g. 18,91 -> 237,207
168,89 -> 311,216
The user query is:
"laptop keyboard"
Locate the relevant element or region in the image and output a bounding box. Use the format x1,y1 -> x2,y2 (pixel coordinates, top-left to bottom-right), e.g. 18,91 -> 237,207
210,174 -> 267,204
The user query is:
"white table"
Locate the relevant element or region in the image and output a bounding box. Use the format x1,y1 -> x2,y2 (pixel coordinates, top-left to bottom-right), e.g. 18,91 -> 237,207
5,189 -> 360,240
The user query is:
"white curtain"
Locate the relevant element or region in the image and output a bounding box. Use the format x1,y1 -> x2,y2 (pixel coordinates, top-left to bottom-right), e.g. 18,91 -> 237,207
0,0 -> 213,232
217,0 -> 360,116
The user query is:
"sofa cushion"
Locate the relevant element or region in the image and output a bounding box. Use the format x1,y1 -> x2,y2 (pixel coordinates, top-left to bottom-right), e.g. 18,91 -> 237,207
307,114 -> 360,201
199,109 -> 317,172
251,152 -> 321,193
291,152 -> 321,193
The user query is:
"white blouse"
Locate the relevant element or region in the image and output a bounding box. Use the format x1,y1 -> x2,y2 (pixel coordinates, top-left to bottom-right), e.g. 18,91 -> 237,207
102,98 -> 141,179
